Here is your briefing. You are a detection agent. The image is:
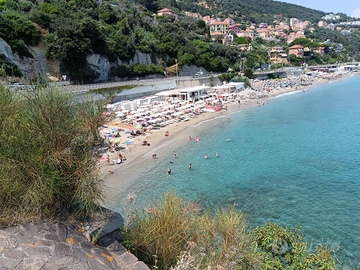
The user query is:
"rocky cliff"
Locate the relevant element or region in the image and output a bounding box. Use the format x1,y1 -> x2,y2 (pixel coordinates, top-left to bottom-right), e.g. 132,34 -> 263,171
0,37 -> 160,82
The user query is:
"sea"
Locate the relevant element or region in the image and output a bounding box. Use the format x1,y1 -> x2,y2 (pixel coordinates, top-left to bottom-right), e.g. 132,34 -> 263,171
107,75 -> 360,264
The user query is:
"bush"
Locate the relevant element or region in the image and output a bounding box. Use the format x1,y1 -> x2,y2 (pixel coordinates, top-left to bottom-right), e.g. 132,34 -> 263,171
0,85 -> 107,227
123,191 -> 262,270
0,57 -> 22,77
124,192 -> 338,270
116,64 -> 164,78
255,223 -> 336,269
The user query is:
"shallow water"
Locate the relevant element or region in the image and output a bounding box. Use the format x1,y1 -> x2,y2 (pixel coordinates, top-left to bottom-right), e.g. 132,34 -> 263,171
107,76 -> 360,263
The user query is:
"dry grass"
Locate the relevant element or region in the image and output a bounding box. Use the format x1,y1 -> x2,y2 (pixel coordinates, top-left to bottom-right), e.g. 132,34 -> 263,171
0,84 -> 108,227
123,191 -> 262,270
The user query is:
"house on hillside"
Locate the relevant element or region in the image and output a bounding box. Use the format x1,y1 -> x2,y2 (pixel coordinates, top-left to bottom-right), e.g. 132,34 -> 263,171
210,32 -> 232,45
314,47 -> 325,56
236,44 -> 252,51
203,16 -> 211,24
288,44 -> 304,58
229,24 -> 242,34
237,30 -> 255,40
157,8 -> 179,21
318,21 -> 327,28
259,23 -> 268,28
267,47 -> 288,64
257,28 -> 270,38
224,18 -> 235,26
210,22 -> 229,34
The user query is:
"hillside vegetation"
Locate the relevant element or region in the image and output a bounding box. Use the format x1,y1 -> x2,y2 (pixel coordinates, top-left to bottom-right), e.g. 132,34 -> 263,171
172,0 -> 327,24
0,0 -> 359,82
0,0 -> 240,81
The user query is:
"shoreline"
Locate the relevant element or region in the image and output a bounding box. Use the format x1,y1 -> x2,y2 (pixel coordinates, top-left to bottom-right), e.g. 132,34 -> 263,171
100,72 -> 358,206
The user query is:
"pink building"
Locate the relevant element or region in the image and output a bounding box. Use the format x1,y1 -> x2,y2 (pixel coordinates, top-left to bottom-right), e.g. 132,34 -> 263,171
318,21 -> 327,28
229,24 -> 242,34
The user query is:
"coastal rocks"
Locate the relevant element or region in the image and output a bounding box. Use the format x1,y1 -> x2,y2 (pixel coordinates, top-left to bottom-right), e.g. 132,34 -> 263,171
116,50 -> 154,66
0,37 -> 42,79
0,208 -> 149,270
87,54 -> 114,83
0,37 -> 62,80
80,206 -> 124,247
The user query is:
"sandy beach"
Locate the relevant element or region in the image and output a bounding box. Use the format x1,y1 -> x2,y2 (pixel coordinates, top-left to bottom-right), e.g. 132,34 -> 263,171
100,71 -> 358,201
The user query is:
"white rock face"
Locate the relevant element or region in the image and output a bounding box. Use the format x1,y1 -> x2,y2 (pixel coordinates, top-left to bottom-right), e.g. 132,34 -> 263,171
0,37 -> 44,79
0,38 -> 160,82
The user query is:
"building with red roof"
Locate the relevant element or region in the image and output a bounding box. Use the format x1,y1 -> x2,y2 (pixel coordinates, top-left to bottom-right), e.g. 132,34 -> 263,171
288,45 -> 304,58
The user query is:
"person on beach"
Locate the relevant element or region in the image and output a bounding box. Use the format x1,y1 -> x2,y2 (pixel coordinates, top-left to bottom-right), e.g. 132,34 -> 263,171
228,117 -> 231,121
238,100 -> 240,106
204,154 -> 208,159
122,155 -> 127,161
188,136 -> 192,141
152,153 -> 157,159
189,163 -> 192,169
165,131 -> 170,137
173,151 -> 177,159
216,152 -> 219,157
106,155 -> 110,166
166,168 -> 171,174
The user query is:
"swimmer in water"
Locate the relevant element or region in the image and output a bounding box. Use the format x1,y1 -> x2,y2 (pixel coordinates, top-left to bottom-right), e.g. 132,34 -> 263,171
188,136 -> 192,141
166,168 -> 171,174
204,154 -> 208,159
216,152 -> 219,157
189,163 -> 192,169
173,151 -> 176,159
244,137 -> 248,141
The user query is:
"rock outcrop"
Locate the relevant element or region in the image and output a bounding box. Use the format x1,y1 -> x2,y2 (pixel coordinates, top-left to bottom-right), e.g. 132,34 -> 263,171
0,37 -> 160,83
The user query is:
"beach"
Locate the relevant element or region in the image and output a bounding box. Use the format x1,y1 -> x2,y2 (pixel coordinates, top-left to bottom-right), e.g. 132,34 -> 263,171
100,71 -> 355,200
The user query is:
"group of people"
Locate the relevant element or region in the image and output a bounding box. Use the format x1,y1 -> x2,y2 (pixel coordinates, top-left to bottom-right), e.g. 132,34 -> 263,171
107,153 -> 126,166
166,150 -> 219,174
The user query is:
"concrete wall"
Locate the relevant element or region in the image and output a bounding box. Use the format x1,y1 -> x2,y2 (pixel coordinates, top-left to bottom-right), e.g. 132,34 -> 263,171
176,76 -> 221,88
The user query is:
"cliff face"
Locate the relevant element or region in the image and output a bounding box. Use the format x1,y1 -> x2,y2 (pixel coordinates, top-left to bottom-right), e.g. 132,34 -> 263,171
0,37 -> 159,82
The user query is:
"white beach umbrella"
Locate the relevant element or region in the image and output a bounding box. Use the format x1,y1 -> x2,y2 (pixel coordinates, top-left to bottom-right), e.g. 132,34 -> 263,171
126,115 -> 135,119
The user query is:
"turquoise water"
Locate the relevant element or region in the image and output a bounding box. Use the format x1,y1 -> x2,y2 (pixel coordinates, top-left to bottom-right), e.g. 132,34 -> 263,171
110,76 -> 360,263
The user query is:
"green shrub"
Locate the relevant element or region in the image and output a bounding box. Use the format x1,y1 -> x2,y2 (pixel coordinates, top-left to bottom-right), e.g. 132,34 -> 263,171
116,64 -> 164,78
0,85 -> 107,227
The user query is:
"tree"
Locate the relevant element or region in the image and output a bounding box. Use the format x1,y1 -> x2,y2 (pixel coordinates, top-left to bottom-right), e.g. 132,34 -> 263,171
233,36 -> 249,45
245,53 -> 260,68
244,68 -> 253,77
255,223 -> 336,270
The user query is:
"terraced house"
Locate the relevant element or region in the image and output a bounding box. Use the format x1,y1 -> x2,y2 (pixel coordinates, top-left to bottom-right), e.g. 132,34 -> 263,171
210,22 -> 229,34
